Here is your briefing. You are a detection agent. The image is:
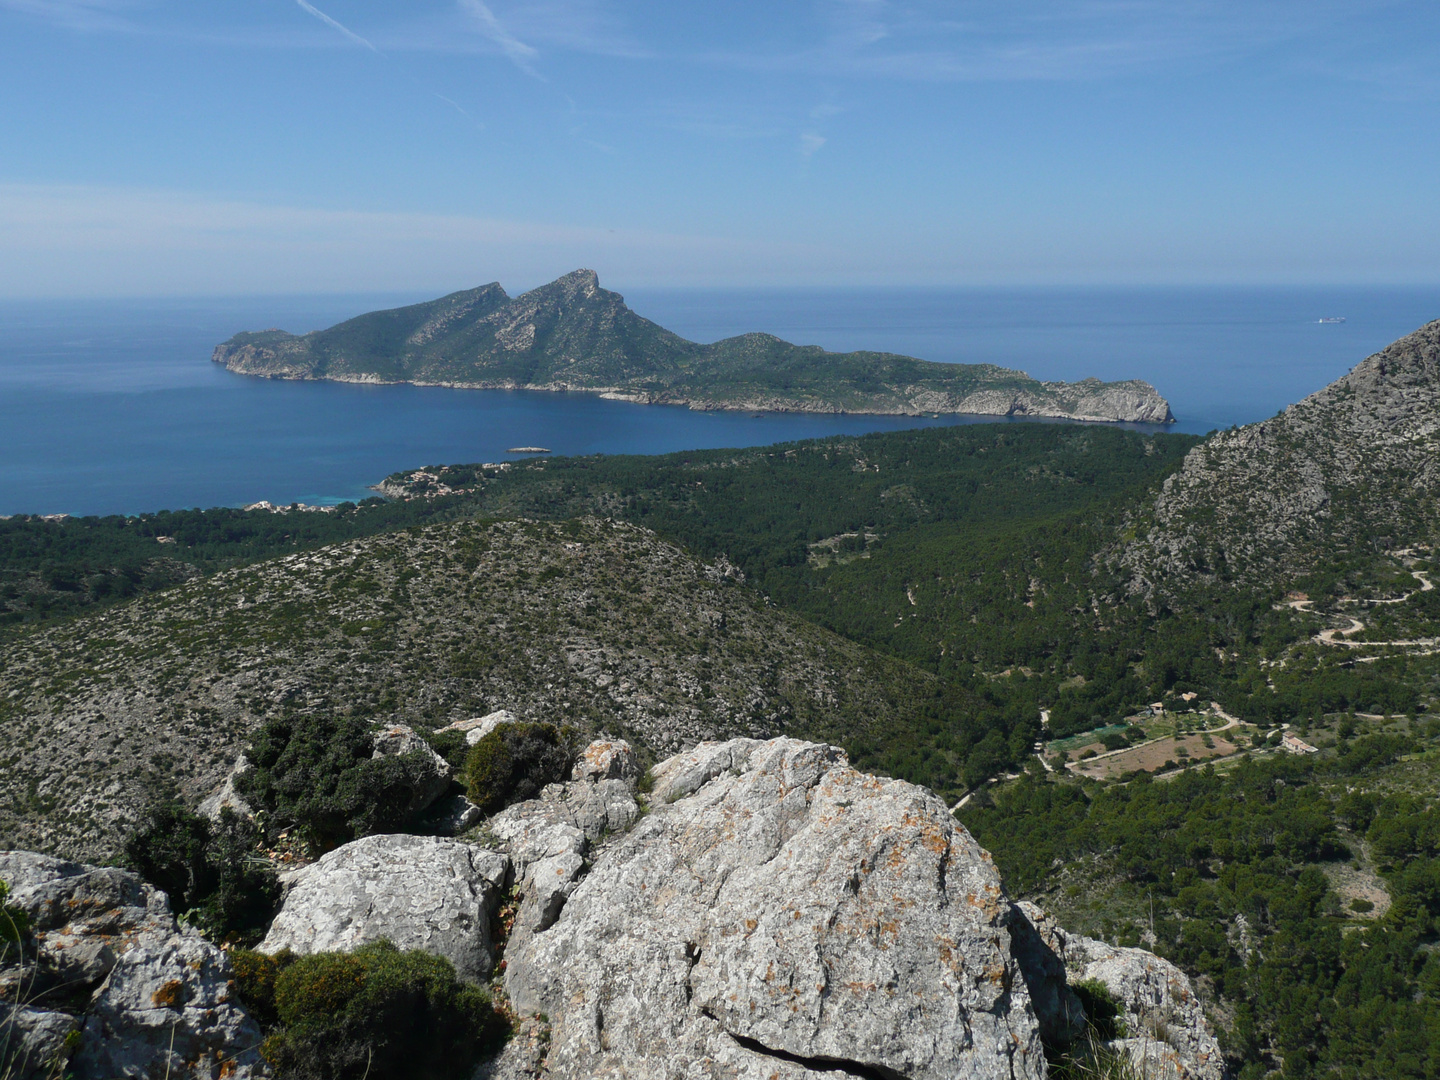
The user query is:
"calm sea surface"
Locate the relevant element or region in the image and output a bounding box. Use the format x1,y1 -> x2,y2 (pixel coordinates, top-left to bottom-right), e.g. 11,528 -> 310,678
1,286 -> 1435,516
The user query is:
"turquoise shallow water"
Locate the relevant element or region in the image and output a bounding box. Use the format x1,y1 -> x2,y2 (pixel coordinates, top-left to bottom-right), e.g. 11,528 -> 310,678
0,286 -> 1435,516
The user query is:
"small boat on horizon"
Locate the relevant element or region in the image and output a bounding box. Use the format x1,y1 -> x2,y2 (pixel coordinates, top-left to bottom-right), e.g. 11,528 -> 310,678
506,446 -> 551,454
1317,317 -> 1346,324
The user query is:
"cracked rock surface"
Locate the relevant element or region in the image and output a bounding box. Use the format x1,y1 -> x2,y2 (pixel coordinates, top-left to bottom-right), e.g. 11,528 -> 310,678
484,755 -> 641,961
259,833 -> 509,982
500,737 -> 1046,1080
0,851 -> 265,1080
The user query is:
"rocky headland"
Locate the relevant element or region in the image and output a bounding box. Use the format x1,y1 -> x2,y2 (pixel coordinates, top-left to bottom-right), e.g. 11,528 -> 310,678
213,270 -> 1174,425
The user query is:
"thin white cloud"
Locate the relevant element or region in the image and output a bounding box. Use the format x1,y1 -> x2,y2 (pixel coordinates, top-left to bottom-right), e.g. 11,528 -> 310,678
433,92 -> 482,126
700,0 -> 1413,84
500,0 -> 646,59
458,0 -> 541,74
798,132 -> 826,158
0,0 -> 131,32
292,0 -> 378,52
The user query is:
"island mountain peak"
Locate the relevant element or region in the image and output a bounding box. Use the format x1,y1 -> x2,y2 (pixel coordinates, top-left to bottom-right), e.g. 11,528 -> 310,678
213,270 -> 1174,423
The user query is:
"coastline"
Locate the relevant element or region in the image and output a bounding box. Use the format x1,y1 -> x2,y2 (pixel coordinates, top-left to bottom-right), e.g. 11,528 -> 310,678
211,366 -> 1176,425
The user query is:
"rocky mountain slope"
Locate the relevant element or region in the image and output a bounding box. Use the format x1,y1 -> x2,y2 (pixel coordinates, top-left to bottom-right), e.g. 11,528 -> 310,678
213,270 -> 1173,423
1,737 -> 1224,1079
1114,318 -> 1440,594
0,518 -> 939,862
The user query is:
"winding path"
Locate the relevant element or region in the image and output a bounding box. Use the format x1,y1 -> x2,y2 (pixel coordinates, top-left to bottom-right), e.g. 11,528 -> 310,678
1310,570 -> 1437,648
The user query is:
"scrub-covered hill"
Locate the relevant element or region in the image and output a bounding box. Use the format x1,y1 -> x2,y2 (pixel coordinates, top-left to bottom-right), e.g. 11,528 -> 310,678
1115,318 -> 1440,594
0,517 -> 943,861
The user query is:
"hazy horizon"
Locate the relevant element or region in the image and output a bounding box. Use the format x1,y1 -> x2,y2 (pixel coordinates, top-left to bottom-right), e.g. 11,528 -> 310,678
2,2 -> 1438,297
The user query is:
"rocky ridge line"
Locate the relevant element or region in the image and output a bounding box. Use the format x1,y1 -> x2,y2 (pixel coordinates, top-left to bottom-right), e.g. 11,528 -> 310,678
0,518 -> 935,862
1112,319 -> 1440,594
213,270 -> 1173,425
2,736 -> 1224,1079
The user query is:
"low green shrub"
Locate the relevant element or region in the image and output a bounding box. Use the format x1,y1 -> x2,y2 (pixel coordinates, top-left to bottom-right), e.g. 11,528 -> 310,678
237,714 -> 446,851
123,805 -> 278,944
1071,978 -> 1126,1041
463,723 -> 574,814
0,878 -> 27,946
256,940 -> 508,1080
230,948 -> 285,1027
424,728 -> 471,773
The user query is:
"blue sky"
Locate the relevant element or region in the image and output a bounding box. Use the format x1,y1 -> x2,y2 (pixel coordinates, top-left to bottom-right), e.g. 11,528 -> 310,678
1,0 -> 1437,295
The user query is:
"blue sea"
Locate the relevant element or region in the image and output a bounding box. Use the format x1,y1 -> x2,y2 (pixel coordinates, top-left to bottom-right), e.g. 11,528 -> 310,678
1,286 -> 1435,516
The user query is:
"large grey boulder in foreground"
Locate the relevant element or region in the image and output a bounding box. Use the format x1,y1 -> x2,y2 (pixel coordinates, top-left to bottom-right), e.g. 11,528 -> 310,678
0,851 -> 264,1080
260,833 -> 509,982
483,742 -> 642,961
503,737 -> 1047,1080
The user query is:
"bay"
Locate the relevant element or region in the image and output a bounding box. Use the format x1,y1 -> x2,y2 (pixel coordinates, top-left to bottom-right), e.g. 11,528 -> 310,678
0,286 -> 1435,516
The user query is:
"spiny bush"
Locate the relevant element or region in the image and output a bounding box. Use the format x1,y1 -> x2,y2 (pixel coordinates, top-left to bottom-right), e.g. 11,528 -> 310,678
123,805 -> 278,945
424,728 -> 471,773
237,714 -> 446,852
238,940 -> 507,1080
230,948 -> 285,1028
463,722 -> 574,814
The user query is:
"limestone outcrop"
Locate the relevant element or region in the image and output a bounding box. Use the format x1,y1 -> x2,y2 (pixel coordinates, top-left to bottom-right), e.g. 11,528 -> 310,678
259,833 -> 509,982
1014,902 -> 1224,1080
500,737 -> 1047,1080
570,738 -> 640,783
0,1004 -> 79,1080
197,753 -> 255,821
483,742 -> 642,958
371,722 -> 453,816
441,709 -> 520,746
4,738 -> 1228,1080
0,852 -> 265,1080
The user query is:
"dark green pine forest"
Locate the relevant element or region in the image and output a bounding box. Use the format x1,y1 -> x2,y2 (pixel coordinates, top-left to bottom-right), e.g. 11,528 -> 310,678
2,418 -> 1439,1078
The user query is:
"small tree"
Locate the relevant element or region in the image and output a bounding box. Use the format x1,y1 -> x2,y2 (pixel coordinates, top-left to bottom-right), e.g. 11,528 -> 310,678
464,723 -> 574,814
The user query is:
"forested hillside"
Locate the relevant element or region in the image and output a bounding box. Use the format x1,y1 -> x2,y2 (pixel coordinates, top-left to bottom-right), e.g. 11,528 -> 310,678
964,715 -> 1440,1079
3,424 -> 1204,793
4,336 -> 1439,1076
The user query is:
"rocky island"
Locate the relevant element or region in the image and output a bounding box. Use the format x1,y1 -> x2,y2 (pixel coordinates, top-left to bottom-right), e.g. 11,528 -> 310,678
213,269 -> 1174,424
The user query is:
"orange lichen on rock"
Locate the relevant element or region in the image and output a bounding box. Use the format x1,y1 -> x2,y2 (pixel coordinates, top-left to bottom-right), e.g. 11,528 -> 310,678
151,978 -> 187,1009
